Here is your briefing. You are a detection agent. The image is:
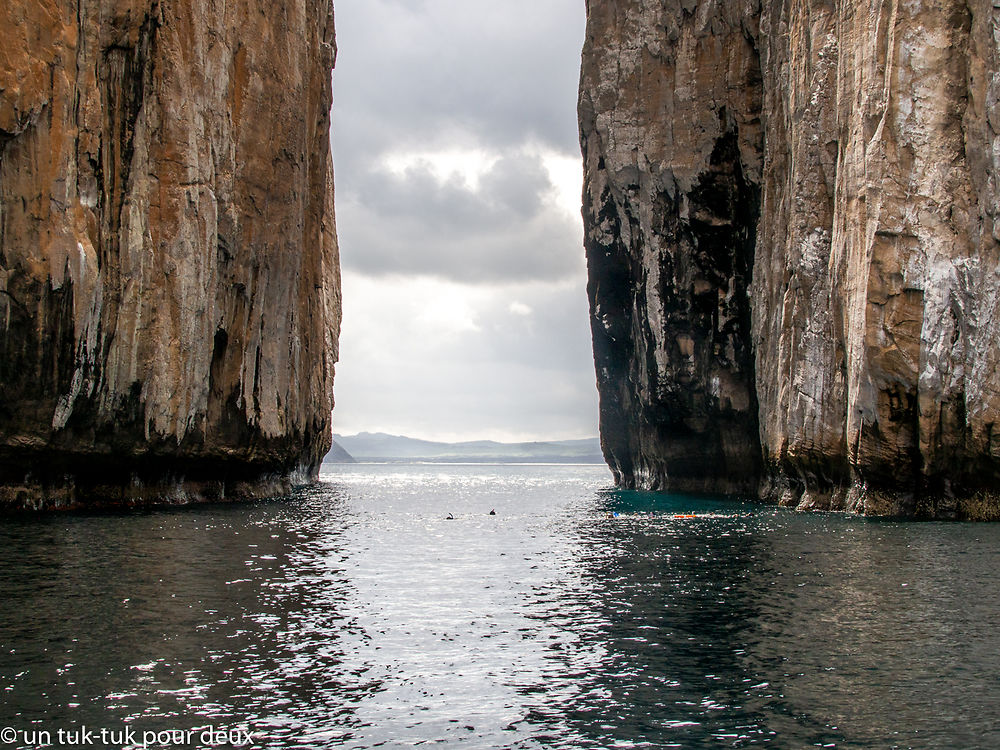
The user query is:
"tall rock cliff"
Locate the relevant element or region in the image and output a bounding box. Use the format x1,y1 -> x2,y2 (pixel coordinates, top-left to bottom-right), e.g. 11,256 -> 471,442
0,0 -> 341,508
580,0 -> 1000,518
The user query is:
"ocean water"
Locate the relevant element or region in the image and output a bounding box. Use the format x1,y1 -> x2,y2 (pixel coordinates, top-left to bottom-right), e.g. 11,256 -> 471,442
2,463 -> 1000,749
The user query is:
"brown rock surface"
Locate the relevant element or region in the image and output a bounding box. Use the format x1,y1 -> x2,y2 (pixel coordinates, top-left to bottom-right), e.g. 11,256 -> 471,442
0,0 -> 341,509
580,0 -> 1000,518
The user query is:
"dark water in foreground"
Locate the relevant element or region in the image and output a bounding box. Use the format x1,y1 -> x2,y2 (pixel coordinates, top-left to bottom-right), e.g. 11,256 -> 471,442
2,464 -> 1000,749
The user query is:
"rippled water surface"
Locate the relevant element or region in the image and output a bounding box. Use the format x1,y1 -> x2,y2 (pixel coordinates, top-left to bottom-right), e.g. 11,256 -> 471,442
3,464 -> 1000,748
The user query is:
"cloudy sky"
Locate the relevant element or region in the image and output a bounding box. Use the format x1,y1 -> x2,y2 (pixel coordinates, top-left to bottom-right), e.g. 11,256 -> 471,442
330,0 -> 596,442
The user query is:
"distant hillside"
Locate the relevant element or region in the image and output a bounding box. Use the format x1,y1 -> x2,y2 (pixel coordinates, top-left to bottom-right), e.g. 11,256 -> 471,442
325,432 -> 605,464
324,439 -> 356,464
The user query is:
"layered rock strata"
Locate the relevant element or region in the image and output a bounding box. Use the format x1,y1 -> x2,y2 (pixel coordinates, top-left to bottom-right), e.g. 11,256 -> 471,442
0,0 -> 341,509
580,0 -> 1000,518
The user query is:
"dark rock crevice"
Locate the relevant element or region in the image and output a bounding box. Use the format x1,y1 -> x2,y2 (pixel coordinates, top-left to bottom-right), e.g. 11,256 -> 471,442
584,124 -> 763,494
585,179 -> 638,487
98,13 -> 158,274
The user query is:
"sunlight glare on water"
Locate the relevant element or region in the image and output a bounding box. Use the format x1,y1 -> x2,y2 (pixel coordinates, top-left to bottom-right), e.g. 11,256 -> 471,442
2,464 -> 1000,749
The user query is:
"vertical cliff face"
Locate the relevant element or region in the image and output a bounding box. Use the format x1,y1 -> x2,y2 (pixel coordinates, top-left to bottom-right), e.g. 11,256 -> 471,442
580,0 -> 764,494
581,0 -> 1000,518
0,0 -> 341,508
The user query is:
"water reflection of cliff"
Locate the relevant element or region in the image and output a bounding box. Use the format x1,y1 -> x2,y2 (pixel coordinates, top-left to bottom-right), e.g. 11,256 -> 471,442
0,484 -> 379,742
509,490 -> 839,746
516,490 -> 1000,748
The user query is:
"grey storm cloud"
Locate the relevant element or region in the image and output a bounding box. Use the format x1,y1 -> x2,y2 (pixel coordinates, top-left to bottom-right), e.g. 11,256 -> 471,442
331,0 -> 587,283
359,153 -> 550,226
332,0 -> 585,169
337,153 -> 584,283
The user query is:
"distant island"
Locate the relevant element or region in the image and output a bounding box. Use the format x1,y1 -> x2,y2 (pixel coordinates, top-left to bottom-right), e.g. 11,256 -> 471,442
324,433 -> 604,464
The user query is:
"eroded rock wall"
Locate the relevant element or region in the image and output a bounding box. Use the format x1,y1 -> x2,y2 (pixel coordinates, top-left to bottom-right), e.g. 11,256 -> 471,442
0,0 -> 341,508
580,0 -> 764,494
581,0 -> 1000,518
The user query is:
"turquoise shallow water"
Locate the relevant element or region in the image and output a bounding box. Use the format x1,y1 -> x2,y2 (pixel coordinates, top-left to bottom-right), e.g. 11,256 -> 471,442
2,463 -> 1000,749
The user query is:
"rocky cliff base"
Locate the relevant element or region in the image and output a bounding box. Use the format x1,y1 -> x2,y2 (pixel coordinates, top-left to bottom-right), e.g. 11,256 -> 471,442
0,445 -> 321,512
